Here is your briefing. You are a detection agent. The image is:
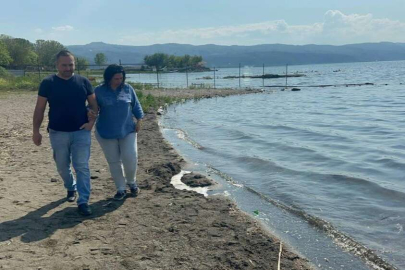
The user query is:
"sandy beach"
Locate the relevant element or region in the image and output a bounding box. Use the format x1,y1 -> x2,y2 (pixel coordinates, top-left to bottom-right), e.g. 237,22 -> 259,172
0,89 -> 313,270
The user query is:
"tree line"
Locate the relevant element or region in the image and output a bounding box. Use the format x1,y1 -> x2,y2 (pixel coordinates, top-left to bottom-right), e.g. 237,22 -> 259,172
0,35 -> 108,70
144,53 -> 205,71
0,35 -> 205,72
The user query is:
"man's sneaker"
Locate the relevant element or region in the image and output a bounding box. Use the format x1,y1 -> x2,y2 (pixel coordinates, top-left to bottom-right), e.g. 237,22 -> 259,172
67,191 -> 76,202
130,187 -> 140,197
113,191 -> 127,201
78,203 -> 92,216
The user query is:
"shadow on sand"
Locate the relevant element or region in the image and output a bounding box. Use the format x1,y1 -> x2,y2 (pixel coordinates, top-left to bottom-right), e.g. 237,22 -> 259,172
0,198 -> 124,243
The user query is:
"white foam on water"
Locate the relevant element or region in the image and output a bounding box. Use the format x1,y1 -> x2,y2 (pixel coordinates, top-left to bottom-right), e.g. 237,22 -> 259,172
171,170 -> 209,197
176,129 -> 186,140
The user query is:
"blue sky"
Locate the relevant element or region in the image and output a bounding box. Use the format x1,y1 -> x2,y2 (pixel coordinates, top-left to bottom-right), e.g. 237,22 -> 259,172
1,0 -> 405,46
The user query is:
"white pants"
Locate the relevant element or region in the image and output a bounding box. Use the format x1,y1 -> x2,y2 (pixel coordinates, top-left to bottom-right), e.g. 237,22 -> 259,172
95,131 -> 138,192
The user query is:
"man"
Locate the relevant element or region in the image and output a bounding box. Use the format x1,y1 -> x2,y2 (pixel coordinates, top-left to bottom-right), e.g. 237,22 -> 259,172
32,50 -> 98,216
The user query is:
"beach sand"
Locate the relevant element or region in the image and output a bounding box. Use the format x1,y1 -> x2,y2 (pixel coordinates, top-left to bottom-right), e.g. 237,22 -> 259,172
0,89 -> 313,270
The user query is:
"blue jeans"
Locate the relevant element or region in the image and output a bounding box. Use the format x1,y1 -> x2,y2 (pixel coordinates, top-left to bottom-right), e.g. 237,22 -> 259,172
95,131 -> 138,192
49,129 -> 92,205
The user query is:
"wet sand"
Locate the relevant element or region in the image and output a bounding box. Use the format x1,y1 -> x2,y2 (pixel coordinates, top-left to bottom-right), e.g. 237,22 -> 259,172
0,89 -> 313,269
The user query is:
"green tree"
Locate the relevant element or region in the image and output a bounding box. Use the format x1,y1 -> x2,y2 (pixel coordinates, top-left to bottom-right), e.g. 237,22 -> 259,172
144,53 -> 167,70
0,36 -> 37,66
94,53 -> 107,66
165,55 -> 177,68
35,40 -> 65,66
191,55 -> 203,67
174,56 -> 184,68
0,40 -> 12,66
144,53 -> 205,70
76,57 -> 89,70
182,54 -> 191,67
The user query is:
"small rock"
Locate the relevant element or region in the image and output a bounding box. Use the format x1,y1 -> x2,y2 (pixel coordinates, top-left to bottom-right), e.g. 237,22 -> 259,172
181,173 -> 214,187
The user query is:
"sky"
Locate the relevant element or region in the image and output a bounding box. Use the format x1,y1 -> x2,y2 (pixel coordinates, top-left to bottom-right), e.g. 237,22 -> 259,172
1,0 -> 405,46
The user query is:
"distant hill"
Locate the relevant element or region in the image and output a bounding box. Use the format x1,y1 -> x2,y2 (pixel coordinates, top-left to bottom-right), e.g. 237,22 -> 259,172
67,42 -> 405,67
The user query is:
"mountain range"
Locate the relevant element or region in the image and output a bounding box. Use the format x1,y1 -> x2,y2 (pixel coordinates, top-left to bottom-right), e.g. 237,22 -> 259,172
67,42 -> 405,67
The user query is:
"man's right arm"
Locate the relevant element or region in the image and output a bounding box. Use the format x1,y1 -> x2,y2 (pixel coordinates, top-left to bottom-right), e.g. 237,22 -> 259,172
32,96 -> 47,146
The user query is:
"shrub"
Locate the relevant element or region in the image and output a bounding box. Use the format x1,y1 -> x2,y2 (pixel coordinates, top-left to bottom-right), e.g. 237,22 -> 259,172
14,77 -> 39,90
135,90 -> 179,112
0,78 -> 9,88
0,76 -> 40,91
0,67 -> 10,78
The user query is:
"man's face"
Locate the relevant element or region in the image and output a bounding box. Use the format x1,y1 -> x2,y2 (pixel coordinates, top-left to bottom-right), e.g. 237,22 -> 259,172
56,55 -> 75,79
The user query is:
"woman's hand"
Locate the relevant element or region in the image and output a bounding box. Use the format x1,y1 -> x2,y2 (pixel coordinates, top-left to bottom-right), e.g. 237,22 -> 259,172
136,119 -> 142,133
80,122 -> 94,131
87,109 -> 98,121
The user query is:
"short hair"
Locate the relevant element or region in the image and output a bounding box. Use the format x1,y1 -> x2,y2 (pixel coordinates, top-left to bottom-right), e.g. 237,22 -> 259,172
103,64 -> 126,87
55,50 -> 74,62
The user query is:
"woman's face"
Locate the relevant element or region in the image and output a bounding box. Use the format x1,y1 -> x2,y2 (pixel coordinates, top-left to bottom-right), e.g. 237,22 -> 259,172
110,73 -> 123,89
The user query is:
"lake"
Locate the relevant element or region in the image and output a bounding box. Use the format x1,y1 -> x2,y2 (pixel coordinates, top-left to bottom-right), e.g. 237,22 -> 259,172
145,61 -> 405,270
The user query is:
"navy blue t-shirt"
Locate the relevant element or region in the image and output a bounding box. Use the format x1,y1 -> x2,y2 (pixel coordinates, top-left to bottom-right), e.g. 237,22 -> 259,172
38,74 -> 94,132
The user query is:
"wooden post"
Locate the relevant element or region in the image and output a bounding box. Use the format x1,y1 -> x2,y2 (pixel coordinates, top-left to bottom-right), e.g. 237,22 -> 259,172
213,67 -> 216,89
156,67 -> 159,88
262,63 -> 265,87
239,63 -> 241,88
186,67 -> 189,88
285,64 -> 288,89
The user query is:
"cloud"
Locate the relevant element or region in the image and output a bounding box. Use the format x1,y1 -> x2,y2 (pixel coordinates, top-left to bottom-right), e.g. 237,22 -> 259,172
52,25 -> 74,32
34,28 -> 43,34
120,21 -> 318,45
320,10 -> 405,43
118,11 -> 405,45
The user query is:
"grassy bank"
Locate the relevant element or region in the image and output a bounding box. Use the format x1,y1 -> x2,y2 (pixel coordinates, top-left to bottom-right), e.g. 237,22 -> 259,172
135,89 -> 180,112
0,74 -> 41,91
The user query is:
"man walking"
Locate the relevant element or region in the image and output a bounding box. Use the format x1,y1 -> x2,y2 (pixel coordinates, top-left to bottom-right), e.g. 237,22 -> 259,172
32,50 -> 98,216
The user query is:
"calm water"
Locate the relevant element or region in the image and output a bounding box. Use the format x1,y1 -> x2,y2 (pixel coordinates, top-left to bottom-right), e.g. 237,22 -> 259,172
127,60 -> 404,89
160,61 -> 405,270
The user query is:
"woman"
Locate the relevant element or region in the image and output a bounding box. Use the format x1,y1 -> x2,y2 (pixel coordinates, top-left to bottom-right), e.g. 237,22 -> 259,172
94,64 -> 144,200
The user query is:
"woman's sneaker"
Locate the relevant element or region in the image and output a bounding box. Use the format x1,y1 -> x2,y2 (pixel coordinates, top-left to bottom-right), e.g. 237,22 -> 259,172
67,191 -> 77,202
113,191 -> 127,201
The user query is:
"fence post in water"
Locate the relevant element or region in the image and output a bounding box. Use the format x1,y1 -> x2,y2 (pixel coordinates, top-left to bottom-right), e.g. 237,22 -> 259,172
156,68 -> 159,88
186,67 -> 189,88
285,64 -> 288,89
262,63 -> 265,87
213,67 -> 216,89
239,63 -> 241,88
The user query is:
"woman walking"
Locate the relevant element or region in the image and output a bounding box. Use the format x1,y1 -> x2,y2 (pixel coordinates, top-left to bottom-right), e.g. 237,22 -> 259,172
94,64 -> 144,200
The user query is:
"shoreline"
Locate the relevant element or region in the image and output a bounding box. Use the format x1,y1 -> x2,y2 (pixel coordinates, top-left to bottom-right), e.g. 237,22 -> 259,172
0,89 -> 313,269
